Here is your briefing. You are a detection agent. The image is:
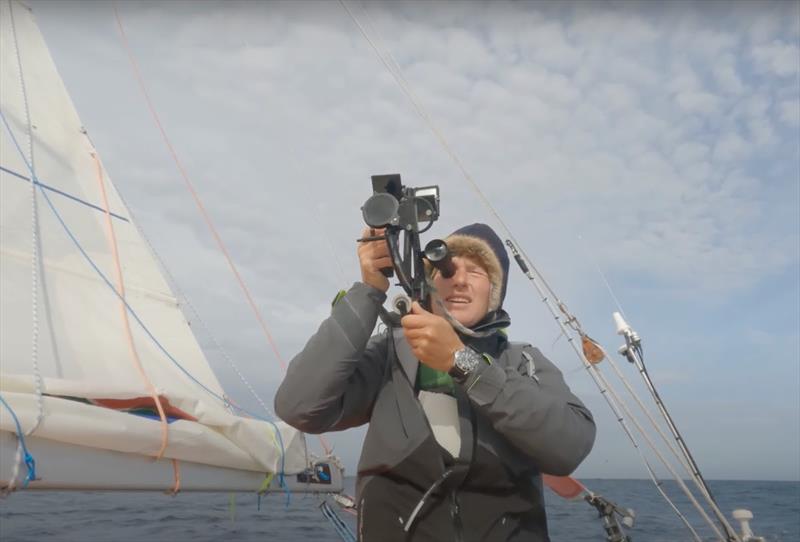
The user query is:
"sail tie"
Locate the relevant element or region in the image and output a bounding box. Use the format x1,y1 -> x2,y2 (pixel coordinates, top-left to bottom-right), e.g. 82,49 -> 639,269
0,394 -> 37,491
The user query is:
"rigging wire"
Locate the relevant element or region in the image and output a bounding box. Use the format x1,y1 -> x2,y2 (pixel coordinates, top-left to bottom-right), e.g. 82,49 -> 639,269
111,3 -> 288,374
339,3 -> 736,539
111,3 -> 332,456
576,233 -> 627,320
625,341 -> 740,540
507,242 -> 705,541
580,235 -> 740,540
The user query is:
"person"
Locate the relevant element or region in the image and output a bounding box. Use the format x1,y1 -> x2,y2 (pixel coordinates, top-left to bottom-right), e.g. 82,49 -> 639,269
275,223 -> 596,541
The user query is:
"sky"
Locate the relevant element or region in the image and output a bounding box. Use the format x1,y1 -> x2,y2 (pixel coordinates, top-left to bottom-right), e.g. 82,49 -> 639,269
23,0 -> 800,481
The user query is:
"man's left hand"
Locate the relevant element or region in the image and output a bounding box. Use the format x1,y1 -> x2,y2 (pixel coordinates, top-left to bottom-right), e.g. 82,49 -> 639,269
401,302 -> 464,372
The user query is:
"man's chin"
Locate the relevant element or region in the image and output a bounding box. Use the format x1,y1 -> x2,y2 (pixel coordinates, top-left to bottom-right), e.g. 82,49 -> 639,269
446,304 -> 478,325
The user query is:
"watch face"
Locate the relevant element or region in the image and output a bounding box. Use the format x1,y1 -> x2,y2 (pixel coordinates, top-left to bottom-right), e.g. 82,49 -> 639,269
456,348 -> 479,373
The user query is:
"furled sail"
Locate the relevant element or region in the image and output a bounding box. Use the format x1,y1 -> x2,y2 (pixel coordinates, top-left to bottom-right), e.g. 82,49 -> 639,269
0,0 -> 329,492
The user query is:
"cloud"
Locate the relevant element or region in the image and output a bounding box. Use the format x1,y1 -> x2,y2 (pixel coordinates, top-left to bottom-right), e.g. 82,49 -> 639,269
26,0 -> 799,478
778,98 -> 800,126
752,40 -> 800,77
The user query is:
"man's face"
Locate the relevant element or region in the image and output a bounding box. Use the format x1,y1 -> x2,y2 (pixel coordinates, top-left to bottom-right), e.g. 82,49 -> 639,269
431,255 -> 492,328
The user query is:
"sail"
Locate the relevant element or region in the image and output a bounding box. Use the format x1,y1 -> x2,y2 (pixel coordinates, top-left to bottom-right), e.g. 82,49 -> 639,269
0,1 -> 323,491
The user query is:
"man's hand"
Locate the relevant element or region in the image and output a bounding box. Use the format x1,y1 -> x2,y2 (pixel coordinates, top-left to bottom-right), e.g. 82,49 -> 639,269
401,302 -> 464,372
358,227 -> 392,292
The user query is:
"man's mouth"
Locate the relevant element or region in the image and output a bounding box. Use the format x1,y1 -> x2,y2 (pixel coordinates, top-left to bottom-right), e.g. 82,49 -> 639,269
446,295 -> 471,305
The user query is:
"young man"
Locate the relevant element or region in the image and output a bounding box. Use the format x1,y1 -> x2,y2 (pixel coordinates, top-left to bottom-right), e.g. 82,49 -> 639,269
275,223 -> 595,541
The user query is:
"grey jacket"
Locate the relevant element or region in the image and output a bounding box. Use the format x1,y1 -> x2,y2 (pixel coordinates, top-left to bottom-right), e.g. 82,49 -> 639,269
275,282 -> 596,541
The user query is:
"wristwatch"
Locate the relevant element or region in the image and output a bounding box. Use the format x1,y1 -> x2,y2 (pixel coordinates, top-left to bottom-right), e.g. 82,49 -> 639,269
448,346 -> 482,382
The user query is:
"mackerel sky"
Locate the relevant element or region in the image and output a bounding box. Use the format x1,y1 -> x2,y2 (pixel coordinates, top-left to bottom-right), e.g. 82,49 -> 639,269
29,0 -> 799,480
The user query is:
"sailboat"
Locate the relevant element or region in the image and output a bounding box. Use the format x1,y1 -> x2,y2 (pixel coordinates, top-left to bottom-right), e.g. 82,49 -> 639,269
0,0 -> 342,495
0,2 -> 780,541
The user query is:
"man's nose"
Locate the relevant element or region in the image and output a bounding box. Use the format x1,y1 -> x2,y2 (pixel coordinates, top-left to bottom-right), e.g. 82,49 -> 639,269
452,264 -> 468,285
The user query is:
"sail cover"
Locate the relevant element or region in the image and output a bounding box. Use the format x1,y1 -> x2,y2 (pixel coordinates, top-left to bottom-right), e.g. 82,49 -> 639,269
0,1 -> 307,486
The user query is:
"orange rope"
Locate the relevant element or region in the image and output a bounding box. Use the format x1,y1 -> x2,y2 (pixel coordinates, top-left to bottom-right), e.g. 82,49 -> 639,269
91,152 -> 170,460
112,5 -> 286,372
112,5 -> 333,456
169,459 -> 181,495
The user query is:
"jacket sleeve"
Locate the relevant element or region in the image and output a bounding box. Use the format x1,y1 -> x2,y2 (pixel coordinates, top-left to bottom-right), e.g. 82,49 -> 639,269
461,345 -> 596,476
274,282 -> 389,434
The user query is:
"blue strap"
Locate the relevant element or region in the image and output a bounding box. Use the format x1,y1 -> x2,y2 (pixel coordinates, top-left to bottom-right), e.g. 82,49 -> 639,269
0,164 -> 129,222
0,394 -> 37,487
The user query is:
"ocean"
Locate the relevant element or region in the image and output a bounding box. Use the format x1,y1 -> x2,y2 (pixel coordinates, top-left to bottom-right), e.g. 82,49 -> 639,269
1,479 -> 797,541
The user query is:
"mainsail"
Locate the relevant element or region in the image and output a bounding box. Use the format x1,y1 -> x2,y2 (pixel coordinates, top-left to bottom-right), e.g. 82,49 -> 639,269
0,0 -> 336,493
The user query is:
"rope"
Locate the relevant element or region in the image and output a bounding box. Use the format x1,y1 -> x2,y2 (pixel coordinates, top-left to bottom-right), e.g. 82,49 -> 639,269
111,4 -> 287,372
0,394 -> 37,489
8,0 -> 45,438
111,4 -> 334,457
256,472 -> 275,510
91,152 -> 170,460
0,110 -> 288,486
167,458 -> 181,495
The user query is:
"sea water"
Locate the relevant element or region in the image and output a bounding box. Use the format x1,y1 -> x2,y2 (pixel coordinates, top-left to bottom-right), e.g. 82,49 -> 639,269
1,479 -> 798,541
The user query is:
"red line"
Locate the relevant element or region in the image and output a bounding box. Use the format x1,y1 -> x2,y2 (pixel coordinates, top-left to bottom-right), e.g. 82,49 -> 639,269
113,5 -> 331,455
113,5 -> 286,372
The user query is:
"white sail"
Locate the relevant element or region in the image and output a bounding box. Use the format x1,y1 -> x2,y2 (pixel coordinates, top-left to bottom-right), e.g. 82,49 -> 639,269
0,0 -> 334,492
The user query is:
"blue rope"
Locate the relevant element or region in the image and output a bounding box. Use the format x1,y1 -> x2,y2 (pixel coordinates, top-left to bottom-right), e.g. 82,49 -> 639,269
0,110 -> 290,493
0,394 -> 37,488
0,164 -> 129,222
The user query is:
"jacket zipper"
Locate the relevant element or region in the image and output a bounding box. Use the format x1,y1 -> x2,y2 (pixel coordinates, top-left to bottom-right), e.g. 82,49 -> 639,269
451,489 -> 464,542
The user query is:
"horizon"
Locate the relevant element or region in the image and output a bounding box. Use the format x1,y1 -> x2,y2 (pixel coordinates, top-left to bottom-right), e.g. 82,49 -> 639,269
16,0 -> 800,482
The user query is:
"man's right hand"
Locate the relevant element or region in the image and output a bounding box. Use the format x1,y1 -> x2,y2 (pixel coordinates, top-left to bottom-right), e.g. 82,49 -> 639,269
358,227 -> 392,293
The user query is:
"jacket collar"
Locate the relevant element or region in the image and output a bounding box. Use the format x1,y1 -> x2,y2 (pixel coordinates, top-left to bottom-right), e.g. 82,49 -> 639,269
461,308 -> 511,356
